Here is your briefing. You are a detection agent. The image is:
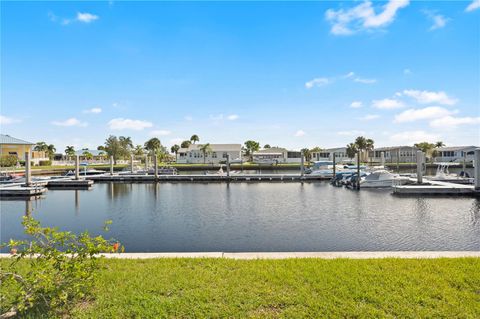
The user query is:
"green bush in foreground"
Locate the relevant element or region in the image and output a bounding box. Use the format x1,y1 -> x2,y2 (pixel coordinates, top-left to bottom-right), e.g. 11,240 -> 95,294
0,155 -> 18,167
0,217 -> 122,318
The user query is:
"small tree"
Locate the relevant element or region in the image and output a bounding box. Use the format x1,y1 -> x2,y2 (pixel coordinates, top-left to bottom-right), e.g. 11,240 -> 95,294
170,144 -> 180,161
1,217 -> 122,317
244,140 -> 260,162
181,140 -> 192,149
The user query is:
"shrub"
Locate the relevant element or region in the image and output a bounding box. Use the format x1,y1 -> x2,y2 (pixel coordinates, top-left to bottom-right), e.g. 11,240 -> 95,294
38,160 -> 52,166
0,155 -> 18,167
0,217 -> 122,317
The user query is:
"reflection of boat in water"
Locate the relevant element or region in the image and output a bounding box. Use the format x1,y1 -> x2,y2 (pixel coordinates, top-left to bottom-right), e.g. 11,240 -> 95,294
426,163 -> 473,184
360,170 -> 411,188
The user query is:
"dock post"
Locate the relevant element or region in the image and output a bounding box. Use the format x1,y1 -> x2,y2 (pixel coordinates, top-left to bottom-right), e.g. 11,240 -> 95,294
154,155 -> 158,179
381,152 -> 385,167
397,148 -> 400,173
130,155 -> 134,173
226,154 -> 231,177
110,156 -> 114,176
332,152 -> 336,177
25,152 -> 32,186
75,155 -> 80,180
475,149 -> 480,191
416,150 -> 423,184
145,154 -> 148,171
300,151 -> 305,177
356,151 -> 360,190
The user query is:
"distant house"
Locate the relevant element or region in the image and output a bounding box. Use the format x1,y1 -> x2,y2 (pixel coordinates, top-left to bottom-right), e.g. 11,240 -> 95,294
252,147 -> 302,164
369,146 -> 418,163
434,146 -> 477,163
0,134 -> 49,165
310,147 -> 351,162
74,149 -> 107,160
176,144 -> 242,164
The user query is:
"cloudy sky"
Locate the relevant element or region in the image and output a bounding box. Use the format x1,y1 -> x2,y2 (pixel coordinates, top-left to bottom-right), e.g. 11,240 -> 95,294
1,1 -> 479,151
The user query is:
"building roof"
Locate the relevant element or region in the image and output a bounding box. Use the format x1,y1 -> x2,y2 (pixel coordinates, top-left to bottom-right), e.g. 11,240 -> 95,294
178,144 -> 242,153
374,146 -> 417,151
437,146 -> 478,152
254,147 -> 287,154
0,134 -> 35,145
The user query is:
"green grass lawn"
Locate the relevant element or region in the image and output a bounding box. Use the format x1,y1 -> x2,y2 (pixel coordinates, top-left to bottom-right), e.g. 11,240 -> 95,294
3,258 -> 478,318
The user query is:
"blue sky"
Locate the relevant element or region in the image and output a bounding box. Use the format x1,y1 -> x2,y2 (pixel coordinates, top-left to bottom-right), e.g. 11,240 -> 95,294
1,0 -> 479,152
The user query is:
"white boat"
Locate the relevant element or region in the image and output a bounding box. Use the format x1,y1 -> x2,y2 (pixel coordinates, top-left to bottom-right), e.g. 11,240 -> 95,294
308,161 -> 357,178
360,170 -> 410,188
427,163 -> 473,184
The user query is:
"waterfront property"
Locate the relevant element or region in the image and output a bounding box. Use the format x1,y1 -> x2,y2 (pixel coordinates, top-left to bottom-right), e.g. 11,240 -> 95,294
252,147 -> 302,164
369,146 -> 418,164
0,134 -> 49,165
176,144 -> 242,164
310,147 -> 351,162
434,146 -> 477,163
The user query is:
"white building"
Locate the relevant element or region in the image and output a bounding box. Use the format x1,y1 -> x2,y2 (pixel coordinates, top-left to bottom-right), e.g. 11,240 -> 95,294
310,147 -> 351,162
176,144 -> 242,164
368,146 -> 418,163
252,147 -> 302,164
434,146 -> 477,163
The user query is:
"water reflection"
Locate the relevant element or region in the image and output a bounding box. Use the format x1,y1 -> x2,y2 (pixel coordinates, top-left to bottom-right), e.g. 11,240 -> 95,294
1,183 -> 479,252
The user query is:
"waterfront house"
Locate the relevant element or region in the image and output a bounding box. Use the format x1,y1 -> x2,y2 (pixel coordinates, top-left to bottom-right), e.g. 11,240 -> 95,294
252,147 -> 302,163
176,144 -> 242,164
0,134 -> 49,165
310,147 -> 352,162
434,146 -> 477,163
369,146 -> 418,163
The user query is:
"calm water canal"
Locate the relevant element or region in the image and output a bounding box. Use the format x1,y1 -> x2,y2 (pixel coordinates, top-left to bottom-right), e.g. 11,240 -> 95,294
1,182 -> 479,252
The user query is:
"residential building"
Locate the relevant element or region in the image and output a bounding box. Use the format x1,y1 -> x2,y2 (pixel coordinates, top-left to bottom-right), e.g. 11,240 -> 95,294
310,147 -> 351,162
252,147 -> 302,163
0,134 -> 49,165
369,146 -> 418,163
177,144 -> 242,164
434,146 -> 477,162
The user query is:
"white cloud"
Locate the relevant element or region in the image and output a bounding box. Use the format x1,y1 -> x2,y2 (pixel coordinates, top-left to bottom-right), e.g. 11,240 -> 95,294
0,115 -> 20,125
403,68 -> 412,75
424,11 -> 450,31
52,118 -> 87,127
184,115 -> 193,121
353,77 -> 377,84
305,77 -> 330,89
76,12 -> 99,23
390,130 -> 440,145
227,114 -> 239,120
337,130 -> 366,136
107,118 -> 153,130
350,101 -> 363,108
149,130 -> 171,136
294,130 -> 306,137
359,114 -> 380,121
83,107 -> 102,114
402,89 -> 457,105
429,116 -> 480,129
344,72 -> 355,79
325,0 -> 409,35
394,106 -> 455,123
372,98 -> 405,109
466,0 -> 480,12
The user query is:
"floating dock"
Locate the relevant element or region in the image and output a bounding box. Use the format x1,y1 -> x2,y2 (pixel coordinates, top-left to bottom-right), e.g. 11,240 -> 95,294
87,173 -> 330,183
393,180 -> 478,196
46,179 -> 93,188
0,186 -> 47,197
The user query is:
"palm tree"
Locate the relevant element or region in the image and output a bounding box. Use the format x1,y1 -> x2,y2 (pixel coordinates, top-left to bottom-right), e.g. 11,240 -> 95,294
300,148 -> 311,161
199,143 -> 212,164
365,138 -> 375,164
435,141 -> 445,148
144,138 -> 161,155
133,145 -> 145,156
171,144 -> 180,161
346,143 -> 357,160
65,146 -> 75,158
190,135 -> 199,144
244,140 -> 260,162
181,140 -> 192,148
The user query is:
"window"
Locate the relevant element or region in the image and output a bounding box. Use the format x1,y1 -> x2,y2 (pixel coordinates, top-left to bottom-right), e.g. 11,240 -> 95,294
212,152 -> 217,158
287,151 -> 301,158
223,152 -> 228,158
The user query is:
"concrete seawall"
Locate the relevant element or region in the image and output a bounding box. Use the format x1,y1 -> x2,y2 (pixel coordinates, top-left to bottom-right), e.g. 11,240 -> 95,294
2,251 -> 478,259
